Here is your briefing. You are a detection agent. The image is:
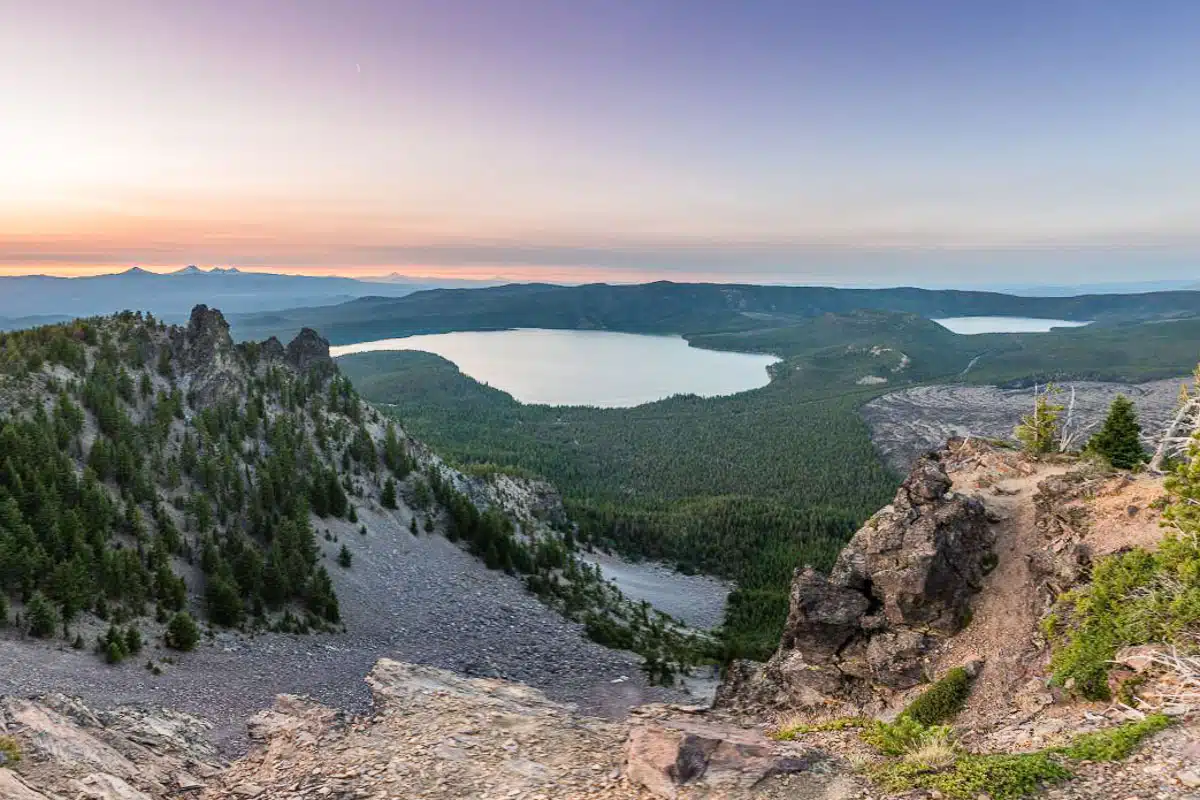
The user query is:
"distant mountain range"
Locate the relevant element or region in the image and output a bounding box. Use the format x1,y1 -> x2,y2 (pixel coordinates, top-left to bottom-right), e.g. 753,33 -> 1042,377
0,267 -> 495,322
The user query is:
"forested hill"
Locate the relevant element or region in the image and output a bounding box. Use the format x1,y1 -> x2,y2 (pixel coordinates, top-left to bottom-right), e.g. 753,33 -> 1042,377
0,306 -> 407,650
233,280 -> 1200,344
0,306 -> 703,674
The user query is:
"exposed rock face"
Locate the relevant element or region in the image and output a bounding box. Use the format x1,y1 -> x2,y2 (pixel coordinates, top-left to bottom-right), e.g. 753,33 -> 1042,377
283,327 -> 334,378
257,335 -> 286,363
198,660 -> 850,800
0,694 -> 223,799
174,304 -> 244,405
717,450 -> 994,712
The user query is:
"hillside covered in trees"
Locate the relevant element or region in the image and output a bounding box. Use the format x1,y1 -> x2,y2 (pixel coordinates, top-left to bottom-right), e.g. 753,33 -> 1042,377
0,307 -> 703,676
0,307 -> 402,650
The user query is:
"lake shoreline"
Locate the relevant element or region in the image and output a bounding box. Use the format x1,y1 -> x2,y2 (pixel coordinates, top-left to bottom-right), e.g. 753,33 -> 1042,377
331,328 -> 780,408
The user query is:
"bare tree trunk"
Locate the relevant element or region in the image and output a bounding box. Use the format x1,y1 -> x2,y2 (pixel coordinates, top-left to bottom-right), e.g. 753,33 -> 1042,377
1150,397 -> 1200,472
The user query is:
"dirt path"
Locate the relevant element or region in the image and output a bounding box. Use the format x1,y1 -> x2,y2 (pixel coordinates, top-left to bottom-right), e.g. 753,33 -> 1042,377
934,465 -> 1068,730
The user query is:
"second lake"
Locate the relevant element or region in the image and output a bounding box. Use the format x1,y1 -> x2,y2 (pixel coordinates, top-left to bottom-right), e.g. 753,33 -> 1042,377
331,328 -> 780,408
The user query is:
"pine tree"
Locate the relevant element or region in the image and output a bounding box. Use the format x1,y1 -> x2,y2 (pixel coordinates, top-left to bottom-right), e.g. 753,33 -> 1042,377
381,477 -> 398,509
1088,395 -> 1145,469
337,544 -> 352,569
25,591 -> 58,638
165,611 -> 200,651
1015,385 -> 1065,454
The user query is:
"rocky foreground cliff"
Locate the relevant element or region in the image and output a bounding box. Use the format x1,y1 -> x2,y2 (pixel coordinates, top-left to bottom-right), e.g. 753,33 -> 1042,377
4,440 -> 1197,799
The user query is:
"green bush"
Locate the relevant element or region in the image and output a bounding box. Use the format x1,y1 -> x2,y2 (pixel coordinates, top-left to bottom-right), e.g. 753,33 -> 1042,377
124,625 -> 143,655
904,667 -> 972,726
0,735 -> 20,765
25,591 -> 59,638
1049,533 -> 1200,698
165,611 -> 200,651
862,717 -> 945,756
1056,714 -> 1171,761
872,752 -> 1071,800
771,716 -> 866,741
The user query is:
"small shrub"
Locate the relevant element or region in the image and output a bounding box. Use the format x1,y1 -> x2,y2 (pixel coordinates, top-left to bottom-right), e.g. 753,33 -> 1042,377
872,752 -> 1071,800
165,611 -> 200,651
1056,714 -> 1171,761
901,727 -> 959,771
862,717 -> 944,756
771,716 -> 867,741
124,626 -> 143,655
0,735 -> 21,765
1049,533 -> 1200,698
904,667 -> 972,726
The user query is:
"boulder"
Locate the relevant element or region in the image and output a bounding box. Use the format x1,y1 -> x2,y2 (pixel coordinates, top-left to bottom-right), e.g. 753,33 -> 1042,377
717,449 -> 994,713
626,718 -> 822,798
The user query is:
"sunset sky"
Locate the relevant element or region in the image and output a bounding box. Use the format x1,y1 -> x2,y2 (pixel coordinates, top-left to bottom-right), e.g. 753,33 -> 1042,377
3,1 -> 1199,285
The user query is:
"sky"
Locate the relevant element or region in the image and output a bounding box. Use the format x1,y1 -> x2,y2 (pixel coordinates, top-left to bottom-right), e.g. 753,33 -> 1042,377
3,0 -> 1200,286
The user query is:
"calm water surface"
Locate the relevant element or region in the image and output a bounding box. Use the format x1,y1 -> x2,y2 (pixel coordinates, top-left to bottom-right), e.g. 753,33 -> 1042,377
332,328 -> 779,407
934,316 -> 1093,334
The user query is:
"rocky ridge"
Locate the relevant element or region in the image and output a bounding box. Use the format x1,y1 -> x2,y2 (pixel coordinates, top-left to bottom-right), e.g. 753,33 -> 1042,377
717,450 -> 994,714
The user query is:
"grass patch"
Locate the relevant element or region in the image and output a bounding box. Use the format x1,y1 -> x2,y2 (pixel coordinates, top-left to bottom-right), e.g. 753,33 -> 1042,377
1055,713 -> 1171,761
872,752 -> 1072,800
0,735 -> 20,764
866,713 -> 1171,799
862,716 -> 948,756
1047,532 -> 1200,699
901,727 -> 959,770
770,715 -> 867,741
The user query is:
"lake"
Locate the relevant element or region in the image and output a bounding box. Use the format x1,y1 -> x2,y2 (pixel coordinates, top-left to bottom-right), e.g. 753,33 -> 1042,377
934,316 -> 1093,335
331,328 -> 780,407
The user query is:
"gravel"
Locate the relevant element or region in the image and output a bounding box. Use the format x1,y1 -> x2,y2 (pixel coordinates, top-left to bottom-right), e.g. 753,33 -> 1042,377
0,504 -> 685,753
582,551 -> 731,631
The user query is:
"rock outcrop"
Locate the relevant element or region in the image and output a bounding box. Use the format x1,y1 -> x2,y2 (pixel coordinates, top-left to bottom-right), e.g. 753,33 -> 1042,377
0,694 -> 223,799
201,659 -> 852,799
283,327 -> 335,378
717,450 -> 994,713
173,304 -> 245,406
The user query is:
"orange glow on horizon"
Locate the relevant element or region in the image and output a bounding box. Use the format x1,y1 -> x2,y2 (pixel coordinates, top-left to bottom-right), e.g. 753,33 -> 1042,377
0,262 -> 667,284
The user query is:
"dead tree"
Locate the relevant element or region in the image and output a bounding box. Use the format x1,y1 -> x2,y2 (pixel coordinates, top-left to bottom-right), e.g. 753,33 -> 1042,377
1149,396 -> 1200,473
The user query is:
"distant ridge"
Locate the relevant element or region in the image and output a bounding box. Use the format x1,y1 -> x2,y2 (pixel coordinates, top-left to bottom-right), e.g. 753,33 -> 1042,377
0,268 -> 428,320
233,280 -> 1200,345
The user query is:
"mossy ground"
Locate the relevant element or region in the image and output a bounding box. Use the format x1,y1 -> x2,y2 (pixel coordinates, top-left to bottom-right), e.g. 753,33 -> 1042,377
866,714 -> 1171,799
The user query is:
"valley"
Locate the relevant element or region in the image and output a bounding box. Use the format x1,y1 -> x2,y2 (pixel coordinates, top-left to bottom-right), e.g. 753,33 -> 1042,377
325,283 -> 1200,662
